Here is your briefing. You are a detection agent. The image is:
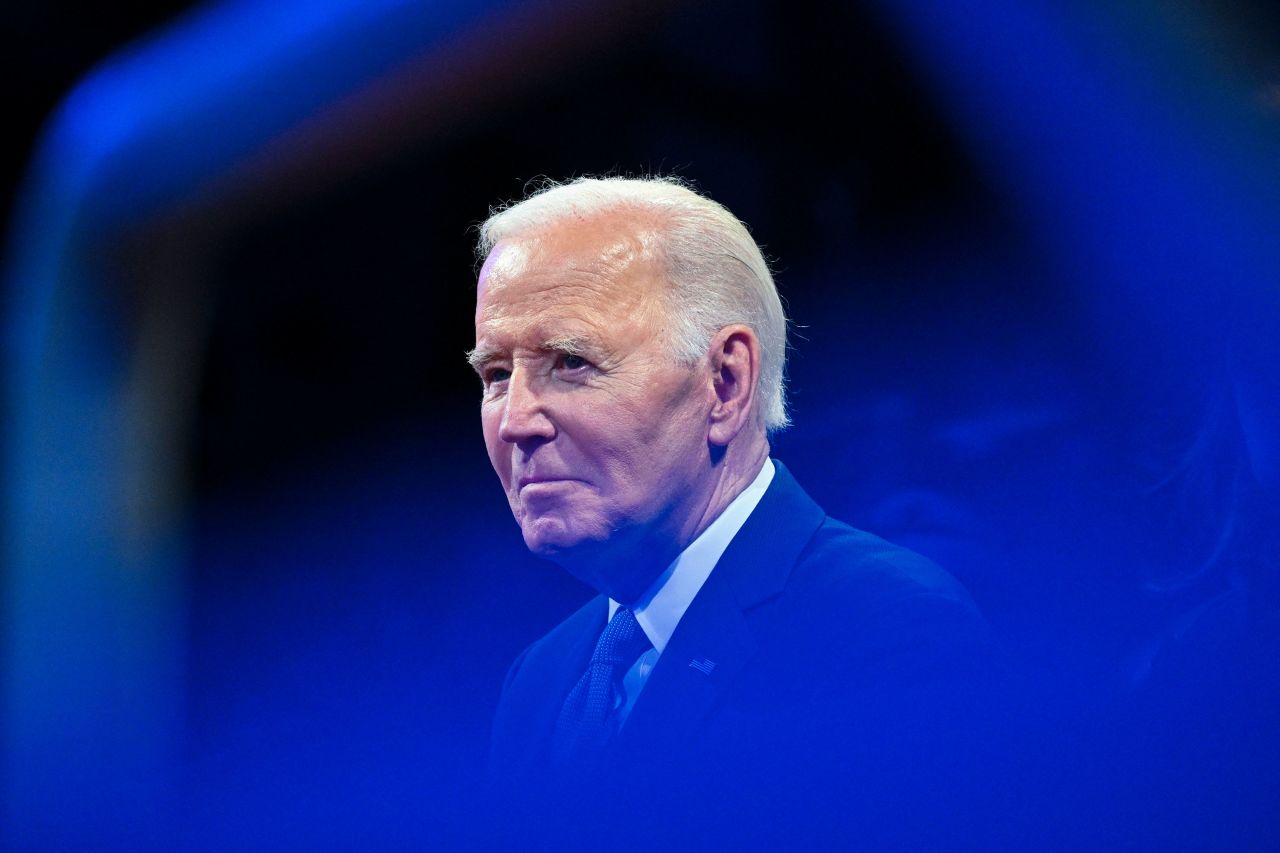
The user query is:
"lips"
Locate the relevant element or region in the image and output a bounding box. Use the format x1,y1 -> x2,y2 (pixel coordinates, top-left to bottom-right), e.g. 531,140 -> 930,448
517,474 -> 579,490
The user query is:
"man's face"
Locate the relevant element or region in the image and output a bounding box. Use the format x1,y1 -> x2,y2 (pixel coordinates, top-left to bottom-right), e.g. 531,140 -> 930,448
472,214 -> 712,599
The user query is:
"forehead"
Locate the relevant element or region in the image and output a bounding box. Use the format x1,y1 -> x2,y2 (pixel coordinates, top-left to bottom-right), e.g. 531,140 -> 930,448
475,213 -> 666,343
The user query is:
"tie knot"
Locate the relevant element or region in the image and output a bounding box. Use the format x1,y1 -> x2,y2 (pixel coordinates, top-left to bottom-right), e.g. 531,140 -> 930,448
591,606 -> 651,668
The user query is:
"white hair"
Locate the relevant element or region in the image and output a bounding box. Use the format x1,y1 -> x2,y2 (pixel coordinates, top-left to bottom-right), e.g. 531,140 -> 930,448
477,176 -> 790,431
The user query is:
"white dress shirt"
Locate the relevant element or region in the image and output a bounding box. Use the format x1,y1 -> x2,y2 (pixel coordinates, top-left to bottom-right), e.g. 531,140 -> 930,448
607,458 -> 776,727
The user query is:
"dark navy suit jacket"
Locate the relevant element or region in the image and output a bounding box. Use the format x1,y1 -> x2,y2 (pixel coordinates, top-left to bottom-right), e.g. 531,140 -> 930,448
489,461 -> 995,844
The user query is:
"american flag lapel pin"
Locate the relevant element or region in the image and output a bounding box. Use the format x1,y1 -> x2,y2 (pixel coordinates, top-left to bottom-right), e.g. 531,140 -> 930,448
689,658 -> 717,675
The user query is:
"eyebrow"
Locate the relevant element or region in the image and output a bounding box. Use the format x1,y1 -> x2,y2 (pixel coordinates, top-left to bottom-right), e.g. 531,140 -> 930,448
465,345 -> 500,373
542,334 -> 590,356
464,334 -> 594,374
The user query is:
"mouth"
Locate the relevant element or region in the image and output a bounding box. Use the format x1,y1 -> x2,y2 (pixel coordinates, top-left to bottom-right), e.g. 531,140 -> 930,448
517,475 -> 582,490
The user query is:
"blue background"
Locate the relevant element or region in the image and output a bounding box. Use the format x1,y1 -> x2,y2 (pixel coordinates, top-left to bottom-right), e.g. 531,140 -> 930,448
4,0 -> 1279,846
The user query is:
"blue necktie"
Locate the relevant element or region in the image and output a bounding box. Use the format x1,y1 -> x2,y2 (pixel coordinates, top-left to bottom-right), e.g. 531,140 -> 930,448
553,606 -> 652,765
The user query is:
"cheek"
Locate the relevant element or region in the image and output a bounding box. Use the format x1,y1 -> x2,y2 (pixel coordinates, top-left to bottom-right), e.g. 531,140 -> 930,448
480,409 -> 509,478
641,377 -> 707,443
596,391 -> 704,476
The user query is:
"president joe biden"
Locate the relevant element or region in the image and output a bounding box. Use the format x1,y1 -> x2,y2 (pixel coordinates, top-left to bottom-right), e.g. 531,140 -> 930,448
470,176 -> 993,844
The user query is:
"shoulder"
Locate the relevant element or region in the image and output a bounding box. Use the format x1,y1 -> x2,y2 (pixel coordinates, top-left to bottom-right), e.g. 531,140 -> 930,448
753,514 -> 994,683
739,460 -> 992,662
797,516 -> 981,611
499,594 -> 603,694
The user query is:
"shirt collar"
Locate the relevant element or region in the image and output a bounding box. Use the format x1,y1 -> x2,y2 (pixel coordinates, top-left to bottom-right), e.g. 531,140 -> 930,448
609,458 -> 775,654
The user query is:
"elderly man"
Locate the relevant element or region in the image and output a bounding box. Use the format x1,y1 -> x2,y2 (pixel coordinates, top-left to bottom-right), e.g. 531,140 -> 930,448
471,177 -> 992,839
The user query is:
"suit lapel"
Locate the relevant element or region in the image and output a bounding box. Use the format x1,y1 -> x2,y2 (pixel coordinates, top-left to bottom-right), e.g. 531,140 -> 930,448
612,460 -> 826,757
612,566 -> 758,757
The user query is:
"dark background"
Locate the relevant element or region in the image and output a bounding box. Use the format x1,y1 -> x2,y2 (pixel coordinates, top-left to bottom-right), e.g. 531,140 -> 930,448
5,0 -> 1279,846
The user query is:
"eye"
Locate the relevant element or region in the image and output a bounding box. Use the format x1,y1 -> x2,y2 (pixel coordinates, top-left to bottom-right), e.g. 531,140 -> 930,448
484,366 -> 511,385
559,354 -> 589,371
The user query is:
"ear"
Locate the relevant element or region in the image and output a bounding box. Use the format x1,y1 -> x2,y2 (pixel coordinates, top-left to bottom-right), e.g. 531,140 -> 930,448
707,325 -> 762,447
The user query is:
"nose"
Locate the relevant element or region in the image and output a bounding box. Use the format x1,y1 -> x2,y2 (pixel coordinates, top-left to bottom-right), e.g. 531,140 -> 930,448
497,368 -> 555,446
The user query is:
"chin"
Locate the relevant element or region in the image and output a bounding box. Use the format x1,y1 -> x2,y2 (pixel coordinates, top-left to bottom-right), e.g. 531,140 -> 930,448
521,517 -> 584,556
520,514 -> 609,559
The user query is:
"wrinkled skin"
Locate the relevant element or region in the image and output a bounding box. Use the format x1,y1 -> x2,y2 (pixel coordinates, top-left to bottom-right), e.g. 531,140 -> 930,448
471,211 -> 766,603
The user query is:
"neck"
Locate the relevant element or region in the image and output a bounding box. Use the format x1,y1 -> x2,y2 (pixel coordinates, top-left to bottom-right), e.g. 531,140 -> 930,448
683,432 -> 770,548
559,432 -> 771,605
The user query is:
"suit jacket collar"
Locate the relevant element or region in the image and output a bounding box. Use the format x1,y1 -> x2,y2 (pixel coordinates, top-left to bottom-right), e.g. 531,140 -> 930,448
611,459 -> 826,758
717,459 -> 826,611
